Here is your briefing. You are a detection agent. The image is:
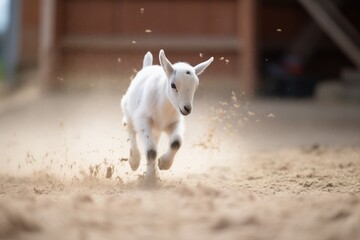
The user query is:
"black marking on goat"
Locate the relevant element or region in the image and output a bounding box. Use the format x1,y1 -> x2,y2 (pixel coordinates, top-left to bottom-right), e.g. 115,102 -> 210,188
147,149 -> 157,160
171,140 -> 181,150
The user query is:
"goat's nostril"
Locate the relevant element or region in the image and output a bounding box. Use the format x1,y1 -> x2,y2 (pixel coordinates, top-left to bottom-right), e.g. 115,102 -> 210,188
184,105 -> 192,113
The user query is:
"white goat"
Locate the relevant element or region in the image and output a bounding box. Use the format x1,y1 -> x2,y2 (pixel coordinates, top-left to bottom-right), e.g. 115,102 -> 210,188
121,49 -> 213,184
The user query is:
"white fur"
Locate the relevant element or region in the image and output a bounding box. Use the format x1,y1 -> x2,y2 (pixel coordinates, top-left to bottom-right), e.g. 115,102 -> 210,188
121,49 -> 213,185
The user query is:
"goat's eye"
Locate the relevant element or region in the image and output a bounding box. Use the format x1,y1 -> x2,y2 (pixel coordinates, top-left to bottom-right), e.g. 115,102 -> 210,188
186,71 -> 191,75
171,83 -> 177,90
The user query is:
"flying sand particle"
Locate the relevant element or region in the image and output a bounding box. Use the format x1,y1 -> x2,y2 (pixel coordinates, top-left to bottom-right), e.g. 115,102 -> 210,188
34,187 -> 45,195
106,166 -> 114,179
231,91 -> 237,102
248,111 -> 255,117
140,8 -> 145,14
145,29 -> 152,33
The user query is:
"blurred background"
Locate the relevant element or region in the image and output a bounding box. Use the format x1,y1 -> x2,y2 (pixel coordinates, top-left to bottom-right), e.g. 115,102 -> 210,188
1,2 -> 360,239
0,0 -> 360,97
0,0 -> 360,175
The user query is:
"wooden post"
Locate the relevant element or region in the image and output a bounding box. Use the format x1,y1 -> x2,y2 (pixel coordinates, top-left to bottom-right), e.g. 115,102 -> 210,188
238,0 -> 257,96
39,0 -> 57,91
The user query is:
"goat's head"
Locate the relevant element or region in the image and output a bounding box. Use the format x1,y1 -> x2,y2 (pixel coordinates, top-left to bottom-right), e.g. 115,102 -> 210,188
159,49 -> 214,116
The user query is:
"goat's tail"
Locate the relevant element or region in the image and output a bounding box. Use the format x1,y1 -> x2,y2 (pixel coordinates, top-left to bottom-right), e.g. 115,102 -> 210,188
143,51 -> 153,68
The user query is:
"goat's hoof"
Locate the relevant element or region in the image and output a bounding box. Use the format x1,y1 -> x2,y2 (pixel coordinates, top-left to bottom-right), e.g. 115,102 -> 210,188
129,160 -> 140,171
158,156 -> 173,170
129,158 -> 140,171
129,149 -> 141,171
147,149 -> 157,161
171,140 -> 181,150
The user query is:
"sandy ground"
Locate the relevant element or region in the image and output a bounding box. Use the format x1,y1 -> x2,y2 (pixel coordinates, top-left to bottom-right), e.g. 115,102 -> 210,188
0,83 -> 360,240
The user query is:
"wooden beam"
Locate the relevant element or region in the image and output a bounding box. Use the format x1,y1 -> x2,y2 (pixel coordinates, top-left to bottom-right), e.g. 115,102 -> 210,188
299,0 -> 360,70
39,0 -> 57,90
238,0 -> 258,96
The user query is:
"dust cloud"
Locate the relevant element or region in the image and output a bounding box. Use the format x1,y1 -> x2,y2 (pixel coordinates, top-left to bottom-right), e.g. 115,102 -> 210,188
0,87 -> 359,240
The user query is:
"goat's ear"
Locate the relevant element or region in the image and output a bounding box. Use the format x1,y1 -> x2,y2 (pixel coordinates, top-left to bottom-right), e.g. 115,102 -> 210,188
159,49 -> 174,79
194,57 -> 214,76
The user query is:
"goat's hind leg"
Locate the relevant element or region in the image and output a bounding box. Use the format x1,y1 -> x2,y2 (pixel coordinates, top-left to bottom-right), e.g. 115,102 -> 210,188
122,96 -> 140,170
126,122 -> 141,171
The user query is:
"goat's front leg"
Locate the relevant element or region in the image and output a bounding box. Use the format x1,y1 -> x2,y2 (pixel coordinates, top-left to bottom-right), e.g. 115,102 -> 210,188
137,117 -> 159,185
158,121 -> 183,170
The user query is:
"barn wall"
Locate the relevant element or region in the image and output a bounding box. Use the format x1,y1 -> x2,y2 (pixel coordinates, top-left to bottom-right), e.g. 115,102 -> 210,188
19,0 -> 360,86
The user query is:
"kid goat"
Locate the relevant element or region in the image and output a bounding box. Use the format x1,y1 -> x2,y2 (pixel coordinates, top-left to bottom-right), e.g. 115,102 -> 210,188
121,49 -> 213,184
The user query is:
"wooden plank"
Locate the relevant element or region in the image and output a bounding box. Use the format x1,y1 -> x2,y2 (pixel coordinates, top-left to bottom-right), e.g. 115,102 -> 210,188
20,0 -> 40,66
61,36 -> 239,52
119,1 -> 236,36
64,0 -> 117,35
